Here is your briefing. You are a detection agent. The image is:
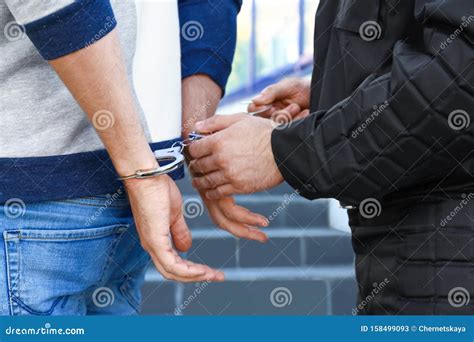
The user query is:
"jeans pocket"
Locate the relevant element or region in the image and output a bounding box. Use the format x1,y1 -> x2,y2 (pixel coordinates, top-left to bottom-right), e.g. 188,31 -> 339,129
3,224 -> 127,315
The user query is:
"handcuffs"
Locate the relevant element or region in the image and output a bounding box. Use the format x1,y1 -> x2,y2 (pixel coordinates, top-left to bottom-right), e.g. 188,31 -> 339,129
118,132 -> 206,180
119,105 -> 271,181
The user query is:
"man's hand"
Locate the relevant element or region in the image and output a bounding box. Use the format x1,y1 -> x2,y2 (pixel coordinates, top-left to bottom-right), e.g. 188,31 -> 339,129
125,176 -> 224,282
182,75 -> 269,242
199,191 -> 268,243
248,77 -> 311,121
188,114 -> 284,199
50,31 -> 222,282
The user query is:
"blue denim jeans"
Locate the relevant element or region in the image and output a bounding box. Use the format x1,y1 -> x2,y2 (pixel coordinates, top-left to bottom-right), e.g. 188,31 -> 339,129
0,193 -> 151,315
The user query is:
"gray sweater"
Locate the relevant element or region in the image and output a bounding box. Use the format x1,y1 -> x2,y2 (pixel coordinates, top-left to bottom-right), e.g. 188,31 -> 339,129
0,0 -> 150,158
0,0 -> 182,203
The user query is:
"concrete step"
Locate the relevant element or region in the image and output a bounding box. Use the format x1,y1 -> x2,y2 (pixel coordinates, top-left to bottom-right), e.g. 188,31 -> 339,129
141,267 -> 357,316
185,228 -> 354,269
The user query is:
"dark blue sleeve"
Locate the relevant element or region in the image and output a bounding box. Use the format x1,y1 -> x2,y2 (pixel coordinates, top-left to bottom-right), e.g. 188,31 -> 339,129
19,0 -> 116,60
178,0 -> 242,95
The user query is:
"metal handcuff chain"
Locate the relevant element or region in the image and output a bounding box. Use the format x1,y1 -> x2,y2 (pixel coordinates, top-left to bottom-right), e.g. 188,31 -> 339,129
118,132 -> 206,181
118,103 -> 265,181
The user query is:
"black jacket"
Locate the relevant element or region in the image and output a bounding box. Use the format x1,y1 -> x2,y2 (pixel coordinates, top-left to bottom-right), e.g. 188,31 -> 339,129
272,0 -> 474,205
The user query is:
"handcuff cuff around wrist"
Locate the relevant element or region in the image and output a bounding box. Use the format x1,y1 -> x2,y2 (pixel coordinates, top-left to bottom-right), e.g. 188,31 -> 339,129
118,105 -> 271,181
118,132 -> 206,181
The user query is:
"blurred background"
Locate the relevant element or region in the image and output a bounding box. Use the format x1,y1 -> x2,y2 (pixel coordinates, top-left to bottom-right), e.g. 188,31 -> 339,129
141,0 -> 358,315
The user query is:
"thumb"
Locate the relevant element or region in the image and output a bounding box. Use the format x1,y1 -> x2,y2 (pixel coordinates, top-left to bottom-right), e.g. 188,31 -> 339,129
170,214 -> 192,252
195,113 -> 247,133
252,81 -> 292,106
251,86 -> 278,106
283,103 -> 302,118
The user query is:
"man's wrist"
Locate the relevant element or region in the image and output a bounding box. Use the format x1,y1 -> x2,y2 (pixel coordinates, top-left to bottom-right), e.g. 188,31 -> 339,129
114,151 -> 158,179
182,74 -> 221,137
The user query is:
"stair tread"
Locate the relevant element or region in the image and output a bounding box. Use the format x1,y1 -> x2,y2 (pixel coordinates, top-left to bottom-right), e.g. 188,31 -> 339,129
146,265 -> 355,282
189,227 -> 350,239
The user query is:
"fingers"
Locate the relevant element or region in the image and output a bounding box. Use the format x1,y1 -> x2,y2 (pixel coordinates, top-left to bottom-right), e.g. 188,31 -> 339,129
210,208 -> 268,243
247,103 -> 276,118
270,104 -> 301,123
189,155 -> 220,175
194,113 -> 248,133
205,184 -> 237,199
294,109 -> 310,120
283,103 -> 302,117
170,214 -> 192,252
149,235 -> 224,282
192,171 -> 227,190
251,80 -> 295,106
221,202 -> 269,228
188,135 -> 215,159
252,85 -> 283,106
182,259 -> 225,282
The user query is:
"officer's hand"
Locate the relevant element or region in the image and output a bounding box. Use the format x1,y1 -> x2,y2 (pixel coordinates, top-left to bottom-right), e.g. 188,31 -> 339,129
188,114 -> 284,199
248,77 -> 311,121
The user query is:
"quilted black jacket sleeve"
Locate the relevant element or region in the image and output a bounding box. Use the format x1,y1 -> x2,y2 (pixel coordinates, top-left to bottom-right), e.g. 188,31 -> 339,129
272,0 -> 474,205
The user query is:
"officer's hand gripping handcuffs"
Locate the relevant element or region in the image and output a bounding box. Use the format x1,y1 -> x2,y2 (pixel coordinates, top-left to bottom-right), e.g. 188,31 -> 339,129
118,132 -> 206,181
